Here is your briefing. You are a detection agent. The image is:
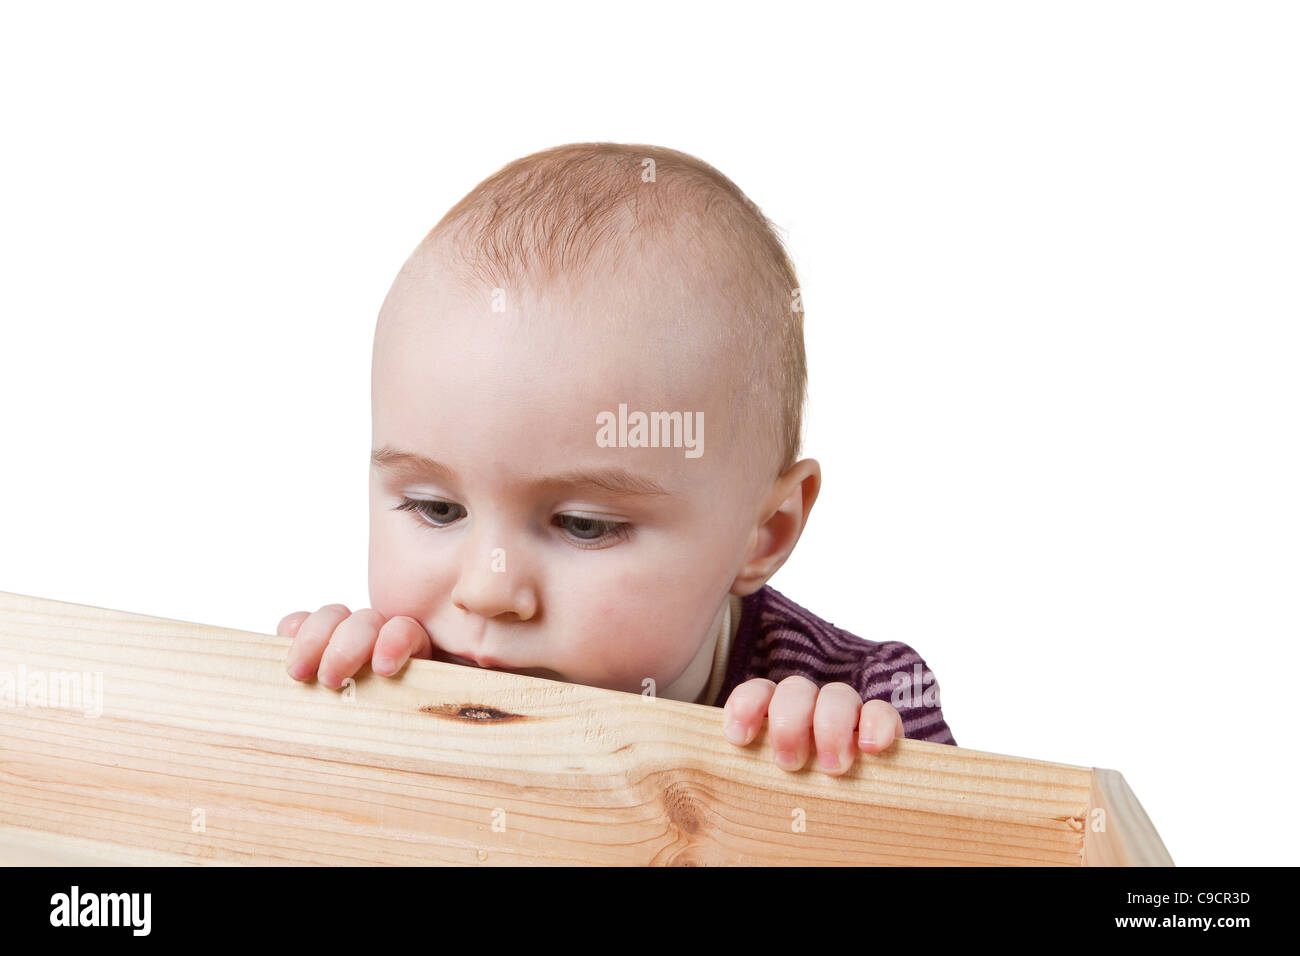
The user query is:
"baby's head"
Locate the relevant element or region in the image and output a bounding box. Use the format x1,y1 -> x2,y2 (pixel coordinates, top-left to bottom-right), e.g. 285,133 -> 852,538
368,143 -> 820,703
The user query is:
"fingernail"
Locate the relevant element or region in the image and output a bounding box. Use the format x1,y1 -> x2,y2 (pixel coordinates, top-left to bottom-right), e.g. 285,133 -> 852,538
776,749 -> 797,768
860,724 -> 877,749
725,721 -> 748,744
289,661 -> 311,681
819,750 -> 840,771
374,656 -> 394,675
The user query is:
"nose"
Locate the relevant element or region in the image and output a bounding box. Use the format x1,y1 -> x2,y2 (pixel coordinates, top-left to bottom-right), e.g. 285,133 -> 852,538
450,534 -> 538,622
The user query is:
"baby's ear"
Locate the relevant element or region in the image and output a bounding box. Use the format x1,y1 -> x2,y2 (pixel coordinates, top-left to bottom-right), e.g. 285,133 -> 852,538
731,458 -> 821,595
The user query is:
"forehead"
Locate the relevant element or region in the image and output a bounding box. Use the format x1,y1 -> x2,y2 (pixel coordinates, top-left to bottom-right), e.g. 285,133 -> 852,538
371,260 -> 742,486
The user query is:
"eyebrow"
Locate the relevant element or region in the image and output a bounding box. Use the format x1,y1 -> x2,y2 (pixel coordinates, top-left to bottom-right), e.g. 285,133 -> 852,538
370,446 -> 675,499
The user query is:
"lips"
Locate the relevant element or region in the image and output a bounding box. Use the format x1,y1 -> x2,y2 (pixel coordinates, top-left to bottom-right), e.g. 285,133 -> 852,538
427,643 -> 562,682
435,648 -> 517,672
435,649 -> 482,667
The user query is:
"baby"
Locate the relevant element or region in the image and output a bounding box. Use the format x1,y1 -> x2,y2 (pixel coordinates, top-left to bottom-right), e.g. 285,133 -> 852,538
279,143 -> 957,775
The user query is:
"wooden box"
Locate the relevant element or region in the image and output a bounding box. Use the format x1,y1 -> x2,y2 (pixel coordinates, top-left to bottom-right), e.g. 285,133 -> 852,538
0,591 -> 1172,866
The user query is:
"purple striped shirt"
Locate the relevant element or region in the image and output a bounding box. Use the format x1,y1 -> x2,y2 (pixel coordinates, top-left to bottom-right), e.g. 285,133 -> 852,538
709,585 -> 957,746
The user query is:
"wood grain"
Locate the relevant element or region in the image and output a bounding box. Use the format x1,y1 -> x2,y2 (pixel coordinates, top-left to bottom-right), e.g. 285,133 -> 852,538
0,590 -> 1165,865
1082,768 -> 1175,866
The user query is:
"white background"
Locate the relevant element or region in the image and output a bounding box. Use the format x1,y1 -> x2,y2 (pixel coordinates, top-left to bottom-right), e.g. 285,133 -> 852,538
1,2 -> 1295,866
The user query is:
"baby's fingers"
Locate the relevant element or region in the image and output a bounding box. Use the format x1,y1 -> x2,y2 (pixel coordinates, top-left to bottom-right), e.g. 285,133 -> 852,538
286,604 -> 351,681
277,611 -> 309,639
318,609 -> 386,689
372,616 -> 433,676
721,678 -> 777,747
858,698 -> 906,754
767,676 -> 818,771
812,682 -> 864,775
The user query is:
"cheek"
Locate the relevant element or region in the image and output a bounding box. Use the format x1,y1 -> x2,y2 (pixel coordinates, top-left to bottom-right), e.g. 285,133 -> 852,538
368,519 -> 454,618
561,566 -> 715,683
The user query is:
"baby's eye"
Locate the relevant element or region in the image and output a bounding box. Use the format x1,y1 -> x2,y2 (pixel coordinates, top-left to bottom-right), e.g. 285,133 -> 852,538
553,514 -> 632,549
395,497 -> 466,527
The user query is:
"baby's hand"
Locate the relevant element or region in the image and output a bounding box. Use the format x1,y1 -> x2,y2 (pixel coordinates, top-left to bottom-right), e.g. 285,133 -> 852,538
721,676 -> 905,774
278,604 -> 433,689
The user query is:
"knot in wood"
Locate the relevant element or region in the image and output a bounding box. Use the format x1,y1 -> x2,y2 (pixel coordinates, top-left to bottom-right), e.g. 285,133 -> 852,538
662,782 -> 702,836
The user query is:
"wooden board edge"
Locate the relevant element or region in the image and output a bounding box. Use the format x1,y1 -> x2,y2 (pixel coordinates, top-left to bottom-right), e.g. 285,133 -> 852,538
1082,767 -> 1174,866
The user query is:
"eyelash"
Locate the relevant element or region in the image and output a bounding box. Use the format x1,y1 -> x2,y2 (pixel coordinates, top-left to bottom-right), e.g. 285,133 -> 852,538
393,498 -> 633,549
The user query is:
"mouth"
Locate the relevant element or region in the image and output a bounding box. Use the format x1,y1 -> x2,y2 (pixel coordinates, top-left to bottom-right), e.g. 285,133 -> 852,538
429,649 -> 561,683
434,649 -> 485,667
433,648 -> 527,674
